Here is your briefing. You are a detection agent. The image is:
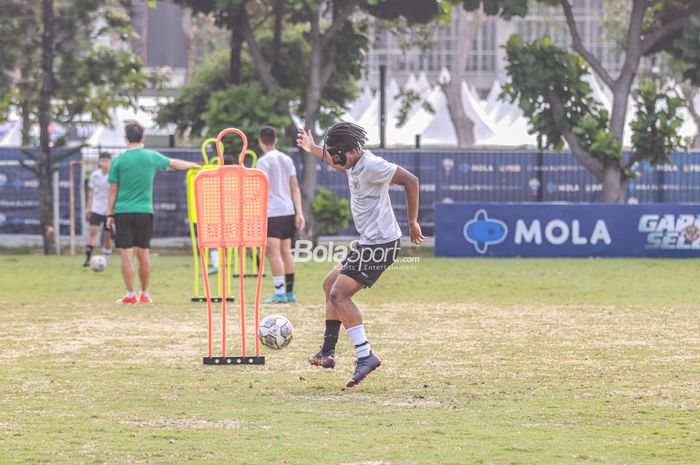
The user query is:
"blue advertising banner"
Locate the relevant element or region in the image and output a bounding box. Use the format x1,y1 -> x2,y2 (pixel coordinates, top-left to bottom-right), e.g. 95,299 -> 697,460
435,203 -> 700,258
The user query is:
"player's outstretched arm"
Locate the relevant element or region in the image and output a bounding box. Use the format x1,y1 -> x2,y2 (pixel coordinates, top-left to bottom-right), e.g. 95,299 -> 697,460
296,128 -> 346,172
169,158 -> 200,170
391,166 -> 426,244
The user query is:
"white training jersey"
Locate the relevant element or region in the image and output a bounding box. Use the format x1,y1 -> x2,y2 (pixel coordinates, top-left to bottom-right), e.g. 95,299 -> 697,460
346,150 -> 402,245
256,149 -> 297,218
89,169 -> 110,215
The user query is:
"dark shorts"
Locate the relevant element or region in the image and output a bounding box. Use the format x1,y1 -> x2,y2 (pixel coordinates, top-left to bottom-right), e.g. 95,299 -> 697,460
340,239 -> 401,288
89,212 -> 108,229
114,213 -> 153,249
267,214 -> 296,240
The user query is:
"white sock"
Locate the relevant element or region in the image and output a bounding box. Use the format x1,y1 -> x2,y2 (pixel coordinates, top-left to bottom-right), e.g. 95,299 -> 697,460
141,289 -> 149,296
273,275 -> 285,295
346,324 -> 371,358
210,249 -> 219,268
102,248 -> 112,257
126,291 -> 135,298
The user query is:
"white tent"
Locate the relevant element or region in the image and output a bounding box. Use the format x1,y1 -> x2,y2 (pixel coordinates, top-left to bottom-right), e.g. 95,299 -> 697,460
484,80 -> 503,116
582,72 -> 612,111
420,89 -> 457,146
460,81 -> 497,140
348,86 -> 374,121
0,120 -> 21,147
387,85 -> 443,147
416,72 -> 431,95
403,74 -> 418,92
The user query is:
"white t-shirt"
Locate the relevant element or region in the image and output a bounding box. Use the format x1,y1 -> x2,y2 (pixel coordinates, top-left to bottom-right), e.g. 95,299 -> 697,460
346,150 -> 402,245
89,169 -> 110,215
256,149 -> 297,218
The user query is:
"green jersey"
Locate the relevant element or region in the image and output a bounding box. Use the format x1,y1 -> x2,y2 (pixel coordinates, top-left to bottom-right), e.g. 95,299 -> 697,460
108,148 -> 170,214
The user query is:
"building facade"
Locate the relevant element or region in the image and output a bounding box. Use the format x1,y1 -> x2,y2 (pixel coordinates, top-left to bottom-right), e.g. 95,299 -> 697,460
362,0 -> 628,96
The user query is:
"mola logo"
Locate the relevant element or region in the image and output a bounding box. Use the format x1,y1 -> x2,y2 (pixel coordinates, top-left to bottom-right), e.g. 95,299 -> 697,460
463,209 -> 508,254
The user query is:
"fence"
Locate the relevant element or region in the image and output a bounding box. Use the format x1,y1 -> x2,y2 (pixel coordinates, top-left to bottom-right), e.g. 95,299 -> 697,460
0,147 -> 698,240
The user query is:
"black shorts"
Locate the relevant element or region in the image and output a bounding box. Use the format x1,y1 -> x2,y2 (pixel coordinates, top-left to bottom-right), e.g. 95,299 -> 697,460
340,239 -> 401,288
267,214 -> 296,240
114,213 -> 153,249
89,212 -> 108,229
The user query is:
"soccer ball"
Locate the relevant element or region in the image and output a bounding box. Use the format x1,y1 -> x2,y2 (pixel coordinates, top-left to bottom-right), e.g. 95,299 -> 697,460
258,314 -> 293,350
89,255 -> 107,272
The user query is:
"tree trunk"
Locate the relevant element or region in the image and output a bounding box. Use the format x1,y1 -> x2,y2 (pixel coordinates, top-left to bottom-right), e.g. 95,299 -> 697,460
299,33 -> 324,240
599,160 -> 625,203
21,95 -> 32,147
39,0 -> 56,255
602,84 -> 633,203
443,6 -> 482,148
182,7 -> 195,83
271,0 -> 284,78
229,8 -> 245,85
445,80 -> 475,148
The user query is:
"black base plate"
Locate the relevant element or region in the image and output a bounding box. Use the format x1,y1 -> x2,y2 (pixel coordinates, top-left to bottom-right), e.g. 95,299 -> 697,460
203,356 -> 265,365
191,297 -> 235,303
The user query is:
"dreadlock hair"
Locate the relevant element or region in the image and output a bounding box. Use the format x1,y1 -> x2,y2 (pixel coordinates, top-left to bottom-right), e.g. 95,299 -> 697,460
324,122 -> 368,156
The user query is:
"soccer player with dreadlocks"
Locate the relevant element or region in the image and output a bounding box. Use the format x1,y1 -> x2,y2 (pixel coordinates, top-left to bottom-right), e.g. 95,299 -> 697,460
297,122 -> 425,388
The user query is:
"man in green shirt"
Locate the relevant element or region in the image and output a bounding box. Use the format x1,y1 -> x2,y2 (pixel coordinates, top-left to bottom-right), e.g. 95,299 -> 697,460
105,120 -> 199,304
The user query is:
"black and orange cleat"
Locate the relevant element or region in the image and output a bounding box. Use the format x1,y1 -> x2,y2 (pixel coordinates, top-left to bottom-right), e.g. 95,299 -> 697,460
308,348 -> 335,369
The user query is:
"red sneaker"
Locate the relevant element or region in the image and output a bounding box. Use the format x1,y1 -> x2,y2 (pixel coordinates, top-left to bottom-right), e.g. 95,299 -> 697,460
139,294 -> 152,304
116,295 -> 138,304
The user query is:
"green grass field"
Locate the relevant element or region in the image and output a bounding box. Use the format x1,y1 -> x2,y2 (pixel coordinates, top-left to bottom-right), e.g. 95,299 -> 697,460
0,251 -> 699,464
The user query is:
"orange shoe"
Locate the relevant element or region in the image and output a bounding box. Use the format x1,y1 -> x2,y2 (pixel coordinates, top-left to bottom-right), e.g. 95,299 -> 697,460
139,294 -> 152,304
116,295 -> 138,304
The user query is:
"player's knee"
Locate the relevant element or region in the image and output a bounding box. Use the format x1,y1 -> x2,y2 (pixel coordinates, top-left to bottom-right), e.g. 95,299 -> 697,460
329,286 -> 347,306
323,276 -> 335,296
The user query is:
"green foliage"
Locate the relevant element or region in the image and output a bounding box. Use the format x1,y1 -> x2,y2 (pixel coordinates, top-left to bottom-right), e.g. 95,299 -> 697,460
629,80 -> 687,171
394,89 -> 435,127
362,0 -> 442,24
157,13 -> 365,140
0,0 -> 162,130
665,14 -> 700,86
311,187 -> 350,235
459,0 -> 533,20
156,49 -> 230,138
502,35 -> 622,162
202,82 -> 293,152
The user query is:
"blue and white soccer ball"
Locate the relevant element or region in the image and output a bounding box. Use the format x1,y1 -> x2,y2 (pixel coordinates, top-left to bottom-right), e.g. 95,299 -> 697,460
258,314 -> 293,350
89,255 -> 107,272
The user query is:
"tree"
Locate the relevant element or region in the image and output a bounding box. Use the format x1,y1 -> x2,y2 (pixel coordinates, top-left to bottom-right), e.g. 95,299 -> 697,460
163,0 -> 439,234
428,1 -> 531,148
502,0 -> 700,202
245,0 -> 438,234
0,0 -> 163,254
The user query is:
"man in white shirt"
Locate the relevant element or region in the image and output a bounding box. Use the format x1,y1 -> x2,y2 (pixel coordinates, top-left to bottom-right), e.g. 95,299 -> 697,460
256,126 -> 305,304
83,152 -> 113,266
297,122 -> 425,388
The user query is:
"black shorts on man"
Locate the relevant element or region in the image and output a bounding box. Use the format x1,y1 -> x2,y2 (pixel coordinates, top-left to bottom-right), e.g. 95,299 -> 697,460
114,213 -> 153,248
267,214 -> 296,240
340,239 -> 400,288
89,212 -> 109,229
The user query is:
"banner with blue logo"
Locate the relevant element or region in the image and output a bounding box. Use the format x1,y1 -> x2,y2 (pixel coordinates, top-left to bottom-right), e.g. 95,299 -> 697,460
435,203 -> 700,258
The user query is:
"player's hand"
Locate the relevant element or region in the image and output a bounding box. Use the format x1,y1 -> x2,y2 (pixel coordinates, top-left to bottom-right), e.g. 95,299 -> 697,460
296,213 -> 305,231
409,221 -> 426,244
296,128 -> 313,152
85,211 -> 91,221
106,216 -> 115,234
